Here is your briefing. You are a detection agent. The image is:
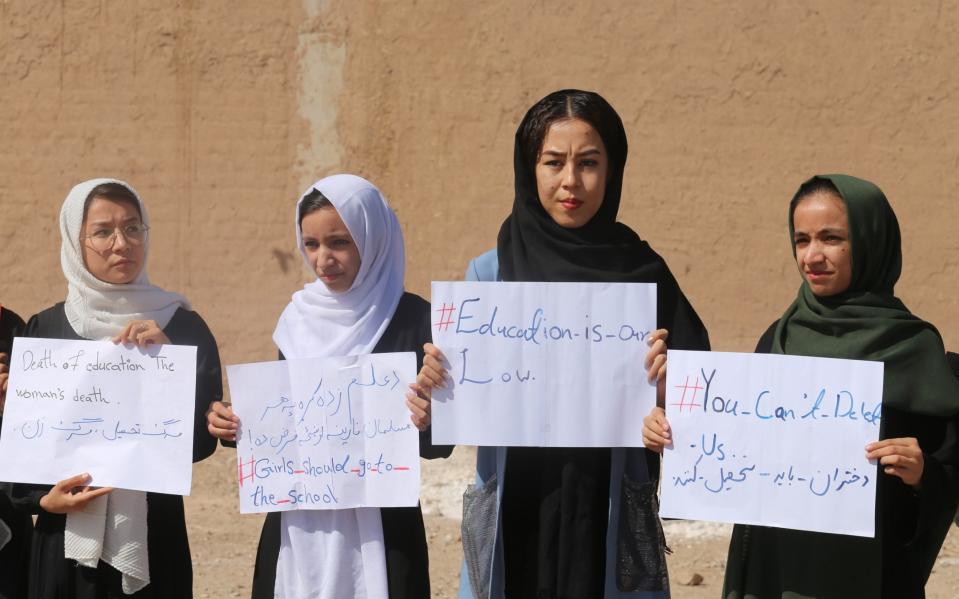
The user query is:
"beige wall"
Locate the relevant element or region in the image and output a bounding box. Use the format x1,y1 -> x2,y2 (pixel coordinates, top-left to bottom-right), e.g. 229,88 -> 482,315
4,0 -> 959,370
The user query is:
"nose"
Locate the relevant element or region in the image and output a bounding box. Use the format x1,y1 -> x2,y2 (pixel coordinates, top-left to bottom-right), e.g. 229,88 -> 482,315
318,245 -> 336,264
803,240 -> 826,265
111,229 -> 130,251
561,161 -> 579,189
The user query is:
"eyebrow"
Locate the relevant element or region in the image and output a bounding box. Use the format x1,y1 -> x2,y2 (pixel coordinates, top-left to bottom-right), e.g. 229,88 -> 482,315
86,216 -> 140,227
794,227 -> 847,236
541,148 -> 603,157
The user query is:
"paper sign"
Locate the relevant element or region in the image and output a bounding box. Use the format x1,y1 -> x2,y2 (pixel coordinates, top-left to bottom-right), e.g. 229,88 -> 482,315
659,350 -> 884,537
0,338 -> 198,495
227,352 -> 420,514
430,281 -> 657,447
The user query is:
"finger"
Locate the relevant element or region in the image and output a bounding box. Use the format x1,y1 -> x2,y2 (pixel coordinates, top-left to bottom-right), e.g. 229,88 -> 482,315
409,382 -> 432,401
644,339 -> 667,370
656,361 -> 667,383
409,413 -> 430,432
647,354 -> 666,383
207,422 -> 237,440
646,329 -> 669,346
77,486 -> 114,503
642,431 -> 670,452
417,366 -> 447,389
879,455 -> 919,470
423,354 -> 449,377
406,392 -> 430,414
866,446 -> 921,460
57,472 -> 92,490
866,438 -> 918,451
114,322 -> 138,344
423,343 -> 447,364
0,352 -> 9,364
213,402 -> 239,423
208,412 -> 237,430
406,397 -> 429,420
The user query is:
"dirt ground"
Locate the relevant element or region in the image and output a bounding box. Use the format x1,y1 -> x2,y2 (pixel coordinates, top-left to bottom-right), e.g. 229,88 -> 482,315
186,444 -> 959,599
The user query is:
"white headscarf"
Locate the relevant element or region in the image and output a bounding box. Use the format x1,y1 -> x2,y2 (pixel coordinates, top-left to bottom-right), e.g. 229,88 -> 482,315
272,174 -> 405,359
61,178 -> 189,340
59,178 -> 189,594
271,175 -> 405,599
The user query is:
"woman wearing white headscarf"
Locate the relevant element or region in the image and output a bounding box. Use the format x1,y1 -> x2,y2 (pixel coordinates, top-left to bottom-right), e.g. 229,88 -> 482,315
208,174 -> 451,598
14,179 -> 221,598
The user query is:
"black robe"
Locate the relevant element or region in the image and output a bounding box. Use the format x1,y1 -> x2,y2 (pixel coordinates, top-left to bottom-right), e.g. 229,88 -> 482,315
722,323 -> 959,599
249,292 -> 453,599
1,305 -> 31,599
13,303 -> 221,599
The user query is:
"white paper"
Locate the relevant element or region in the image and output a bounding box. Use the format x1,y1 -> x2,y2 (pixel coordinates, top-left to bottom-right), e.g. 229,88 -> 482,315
0,338 -> 198,495
227,352 -> 420,514
659,350 -> 884,537
430,281 -> 657,447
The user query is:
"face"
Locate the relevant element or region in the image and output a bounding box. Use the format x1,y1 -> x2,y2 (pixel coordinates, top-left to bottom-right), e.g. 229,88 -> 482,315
792,192 -> 853,297
81,197 -> 146,284
535,118 -> 609,228
301,206 -> 362,293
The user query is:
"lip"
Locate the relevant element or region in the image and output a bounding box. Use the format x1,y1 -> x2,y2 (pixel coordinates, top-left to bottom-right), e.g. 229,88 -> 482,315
112,259 -> 135,268
805,271 -> 833,282
559,198 -> 583,211
319,272 -> 342,281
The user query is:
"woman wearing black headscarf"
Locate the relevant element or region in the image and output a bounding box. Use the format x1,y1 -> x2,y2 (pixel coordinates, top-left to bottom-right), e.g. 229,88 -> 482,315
418,89 -> 710,599
1,304 -> 31,599
646,175 -> 959,598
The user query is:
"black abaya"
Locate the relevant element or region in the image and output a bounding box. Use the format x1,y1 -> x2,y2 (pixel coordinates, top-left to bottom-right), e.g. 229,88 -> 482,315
13,303 -> 220,599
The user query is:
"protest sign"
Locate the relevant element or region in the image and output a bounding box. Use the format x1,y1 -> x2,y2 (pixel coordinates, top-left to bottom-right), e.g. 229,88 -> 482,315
430,281 -> 657,447
0,338 -> 197,495
227,352 -> 420,513
659,350 -> 884,537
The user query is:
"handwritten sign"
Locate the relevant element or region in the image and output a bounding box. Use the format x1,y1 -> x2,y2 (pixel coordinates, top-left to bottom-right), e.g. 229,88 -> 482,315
659,350 -> 884,537
0,338 -> 197,495
227,352 -> 420,514
430,282 -> 657,447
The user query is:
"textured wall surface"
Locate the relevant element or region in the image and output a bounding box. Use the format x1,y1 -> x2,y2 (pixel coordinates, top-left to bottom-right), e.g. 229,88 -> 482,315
5,3 -> 959,597
3,0 -> 959,362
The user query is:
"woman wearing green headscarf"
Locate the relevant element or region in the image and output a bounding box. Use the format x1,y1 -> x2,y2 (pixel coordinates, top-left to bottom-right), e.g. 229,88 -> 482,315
644,174 -> 959,598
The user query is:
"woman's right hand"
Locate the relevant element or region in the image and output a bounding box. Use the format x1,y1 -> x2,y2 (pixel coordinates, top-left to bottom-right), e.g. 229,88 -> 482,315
207,400 -> 239,441
39,473 -> 113,514
416,343 -> 449,396
643,406 -> 672,453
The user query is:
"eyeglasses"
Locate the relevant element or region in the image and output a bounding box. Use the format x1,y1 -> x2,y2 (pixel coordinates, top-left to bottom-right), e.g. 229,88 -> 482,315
84,223 -> 150,252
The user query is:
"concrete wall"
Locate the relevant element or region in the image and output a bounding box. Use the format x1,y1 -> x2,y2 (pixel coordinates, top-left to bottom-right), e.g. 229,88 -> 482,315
4,0 -> 959,369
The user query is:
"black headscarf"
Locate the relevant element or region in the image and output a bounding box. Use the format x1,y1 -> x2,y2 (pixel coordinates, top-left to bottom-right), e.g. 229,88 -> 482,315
496,89 -> 709,350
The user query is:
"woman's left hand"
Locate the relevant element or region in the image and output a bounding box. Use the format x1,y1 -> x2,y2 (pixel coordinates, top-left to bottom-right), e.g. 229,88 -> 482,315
406,383 -> 432,432
645,329 -> 669,407
113,319 -> 171,347
866,437 -> 924,489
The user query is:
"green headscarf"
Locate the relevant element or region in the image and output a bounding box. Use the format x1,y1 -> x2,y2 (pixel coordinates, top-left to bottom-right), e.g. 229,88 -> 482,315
772,174 -> 959,417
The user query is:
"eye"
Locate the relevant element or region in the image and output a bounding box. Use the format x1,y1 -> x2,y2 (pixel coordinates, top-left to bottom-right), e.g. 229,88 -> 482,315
543,159 -> 563,168
330,238 -> 352,248
793,236 -> 809,247
91,228 -> 113,239
580,159 -> 599,167
303,240 -> 319,250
